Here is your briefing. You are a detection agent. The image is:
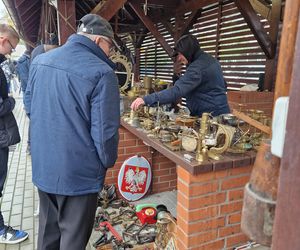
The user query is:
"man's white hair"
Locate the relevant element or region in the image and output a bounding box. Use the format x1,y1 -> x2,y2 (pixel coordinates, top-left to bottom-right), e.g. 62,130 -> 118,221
77,31 -> 99,40
77,32 -> 110,42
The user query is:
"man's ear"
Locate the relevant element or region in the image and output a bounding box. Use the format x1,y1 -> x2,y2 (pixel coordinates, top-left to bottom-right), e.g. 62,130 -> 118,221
94,36 -> 101,45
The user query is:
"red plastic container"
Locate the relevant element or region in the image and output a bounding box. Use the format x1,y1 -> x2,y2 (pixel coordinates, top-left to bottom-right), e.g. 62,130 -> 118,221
136,207 -> 157,224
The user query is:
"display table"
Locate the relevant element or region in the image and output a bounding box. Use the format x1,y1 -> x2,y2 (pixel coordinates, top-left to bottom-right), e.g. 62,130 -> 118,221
105,120 -> 255,249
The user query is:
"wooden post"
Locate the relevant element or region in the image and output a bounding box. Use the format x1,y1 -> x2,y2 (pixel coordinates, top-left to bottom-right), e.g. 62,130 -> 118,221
273,0 -> 300,100
57,0 -> 76,45
272,3 -> 300,248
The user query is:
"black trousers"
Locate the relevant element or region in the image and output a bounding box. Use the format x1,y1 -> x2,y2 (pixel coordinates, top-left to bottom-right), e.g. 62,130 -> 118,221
38,190 -> 97,250
0,147 -> 9,229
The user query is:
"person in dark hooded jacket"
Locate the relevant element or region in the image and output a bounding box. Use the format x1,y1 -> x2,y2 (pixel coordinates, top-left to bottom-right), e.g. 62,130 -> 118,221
131,34 -> 230,117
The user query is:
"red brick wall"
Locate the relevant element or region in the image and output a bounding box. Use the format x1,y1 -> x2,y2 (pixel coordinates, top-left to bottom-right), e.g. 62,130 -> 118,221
177,165 -> 252,249
105,127 -> 177,196
228,91 -> 274,116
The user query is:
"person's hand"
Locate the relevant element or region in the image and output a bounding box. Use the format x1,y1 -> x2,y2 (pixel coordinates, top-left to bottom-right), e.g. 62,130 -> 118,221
131,98 -> 145,111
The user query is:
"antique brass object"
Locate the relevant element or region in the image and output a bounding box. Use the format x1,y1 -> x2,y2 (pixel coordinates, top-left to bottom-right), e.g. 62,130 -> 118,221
110,52 -> 132,92
196,113 -> 209,162
208,123 -> 235,160
143,76 -> 153,95
181,129 -> 198,152
175,116 -> 197,127
127,86 -> 140,98
142,119 -> 154,130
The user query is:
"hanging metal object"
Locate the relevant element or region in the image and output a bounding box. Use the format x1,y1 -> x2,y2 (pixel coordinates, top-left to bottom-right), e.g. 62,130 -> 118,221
143,0 -> 148,15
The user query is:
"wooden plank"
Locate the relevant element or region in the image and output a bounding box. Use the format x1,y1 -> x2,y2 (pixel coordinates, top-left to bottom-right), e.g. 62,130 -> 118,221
220,61 -> 266,66
219,36 -> 258,45
232,109 -> 271,135
235,0 -> 274,58
222,66 -> 265,71
223,72 -> 261,78
129,0 -> 173,57
220,30 -> 253,40
91,0 -> 127,21
219,48 -> 263,55
219,54 -> 266,60
272,3 -> 300,248
224,77 -> 259,84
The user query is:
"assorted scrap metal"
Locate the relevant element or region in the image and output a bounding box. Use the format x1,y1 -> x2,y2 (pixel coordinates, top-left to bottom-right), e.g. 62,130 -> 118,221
93,185 -> 177,250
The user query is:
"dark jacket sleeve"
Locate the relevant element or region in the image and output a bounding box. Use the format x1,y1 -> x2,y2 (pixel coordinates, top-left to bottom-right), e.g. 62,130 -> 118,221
0,96 -> 15,117
90,71 -> 120,169
143,62 -> 202,106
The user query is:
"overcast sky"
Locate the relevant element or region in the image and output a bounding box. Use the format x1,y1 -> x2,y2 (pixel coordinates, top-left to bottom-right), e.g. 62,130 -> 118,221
0,1 -> 7,20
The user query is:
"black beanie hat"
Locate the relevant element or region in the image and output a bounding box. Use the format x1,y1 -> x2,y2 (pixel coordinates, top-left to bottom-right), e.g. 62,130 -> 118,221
173,34 -> 200,63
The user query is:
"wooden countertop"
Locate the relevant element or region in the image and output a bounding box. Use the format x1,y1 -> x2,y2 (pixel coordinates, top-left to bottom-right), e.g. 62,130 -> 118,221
121,120 -> 256,175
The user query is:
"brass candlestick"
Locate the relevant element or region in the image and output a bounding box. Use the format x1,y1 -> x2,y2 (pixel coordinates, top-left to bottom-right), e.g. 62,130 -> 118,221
196,113 -> 209,162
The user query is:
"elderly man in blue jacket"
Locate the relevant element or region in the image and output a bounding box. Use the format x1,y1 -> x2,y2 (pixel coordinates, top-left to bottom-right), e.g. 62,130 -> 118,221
131,34 -> 230,117
25,14 -> 120,249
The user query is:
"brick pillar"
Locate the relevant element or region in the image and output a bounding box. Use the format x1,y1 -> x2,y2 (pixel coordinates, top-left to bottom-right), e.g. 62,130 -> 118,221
227,91 -> 274,116
176,166 -> 252,249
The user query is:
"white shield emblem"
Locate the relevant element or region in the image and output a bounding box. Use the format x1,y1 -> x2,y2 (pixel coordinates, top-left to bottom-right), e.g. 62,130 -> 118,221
118,155 -> 152,201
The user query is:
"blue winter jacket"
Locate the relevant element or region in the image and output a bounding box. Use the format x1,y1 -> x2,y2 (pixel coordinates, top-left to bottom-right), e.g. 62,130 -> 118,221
143,50 -> 230,116
25,34 -> 120,195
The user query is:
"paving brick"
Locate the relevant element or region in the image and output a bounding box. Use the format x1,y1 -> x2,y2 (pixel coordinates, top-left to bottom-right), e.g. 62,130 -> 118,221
9,213 -> 22,227
22,217 -> 34,232
23,207 -> 34,218
13,195 -> 24,205
11,204 -> 23,215
0,201 -> 12,212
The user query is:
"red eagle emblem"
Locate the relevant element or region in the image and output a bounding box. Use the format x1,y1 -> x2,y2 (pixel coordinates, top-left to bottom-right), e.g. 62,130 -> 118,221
120,165 -> 148,194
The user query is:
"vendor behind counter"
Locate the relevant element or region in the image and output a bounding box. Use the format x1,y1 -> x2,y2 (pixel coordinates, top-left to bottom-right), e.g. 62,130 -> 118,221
131,34 -> 230,117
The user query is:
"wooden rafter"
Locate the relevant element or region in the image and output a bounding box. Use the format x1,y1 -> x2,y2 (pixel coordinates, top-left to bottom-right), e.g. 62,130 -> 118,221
91,0 -> 127,21
235,0 -> 274,59
128,0 -> 173,56
176,0 -> 217,15
174,10 -> 201,41
263,0 -> 282,90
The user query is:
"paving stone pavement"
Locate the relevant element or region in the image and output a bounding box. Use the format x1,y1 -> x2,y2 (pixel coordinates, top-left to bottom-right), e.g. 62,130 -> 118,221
0,97 -> 38,250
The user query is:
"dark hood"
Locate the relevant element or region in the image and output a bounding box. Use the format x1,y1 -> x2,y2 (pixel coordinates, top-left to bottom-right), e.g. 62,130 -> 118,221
173,34 -> 200,63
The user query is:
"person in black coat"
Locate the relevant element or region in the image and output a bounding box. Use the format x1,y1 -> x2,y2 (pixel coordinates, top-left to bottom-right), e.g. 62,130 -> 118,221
0,23 -> 28,244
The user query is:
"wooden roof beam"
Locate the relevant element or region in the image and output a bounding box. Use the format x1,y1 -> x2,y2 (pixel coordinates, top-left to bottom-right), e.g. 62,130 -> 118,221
91,0 -> 127,21
176,0 -> 217,15
175,9 -> 201,41
235,0 -> 274,59
128,0 -> 173,56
